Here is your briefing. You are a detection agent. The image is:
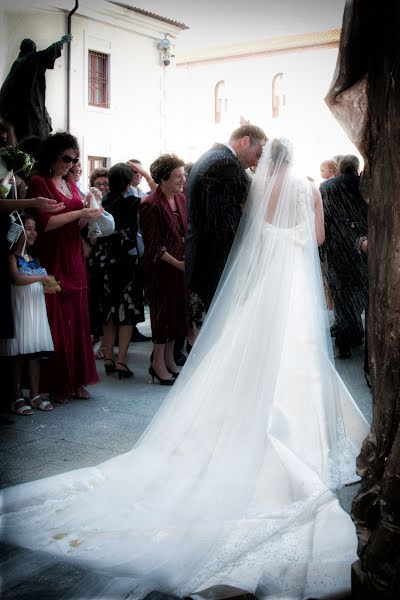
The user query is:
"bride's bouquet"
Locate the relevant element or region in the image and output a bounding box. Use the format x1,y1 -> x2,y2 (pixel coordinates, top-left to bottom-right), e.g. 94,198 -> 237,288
0,145 -> 35,197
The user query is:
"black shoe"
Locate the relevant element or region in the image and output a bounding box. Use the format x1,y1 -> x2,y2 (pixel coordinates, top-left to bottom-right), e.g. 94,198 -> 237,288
149,365 -> 174,386
115,362 -> 134,379
104,358 -> 116,375
167,368 -> 180,378
330,324 -> 337,337
132,328 -> 152,343
174,351 -> 187,367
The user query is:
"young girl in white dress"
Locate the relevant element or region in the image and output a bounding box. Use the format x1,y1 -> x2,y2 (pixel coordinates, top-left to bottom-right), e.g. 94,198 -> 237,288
6,214 -> 56,414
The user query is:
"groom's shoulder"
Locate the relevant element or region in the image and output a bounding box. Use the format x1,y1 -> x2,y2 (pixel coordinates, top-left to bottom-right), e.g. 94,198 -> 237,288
206,146 -> 239,176
189,145 -> 238,184
199,143 -> 237,165
320,175 -> 343,193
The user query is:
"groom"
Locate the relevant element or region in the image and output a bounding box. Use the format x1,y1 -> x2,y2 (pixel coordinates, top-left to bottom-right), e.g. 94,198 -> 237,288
185,124 -> 267,330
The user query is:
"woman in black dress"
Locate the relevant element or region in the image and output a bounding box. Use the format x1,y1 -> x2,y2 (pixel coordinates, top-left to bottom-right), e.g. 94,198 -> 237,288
90,163 -> 144,378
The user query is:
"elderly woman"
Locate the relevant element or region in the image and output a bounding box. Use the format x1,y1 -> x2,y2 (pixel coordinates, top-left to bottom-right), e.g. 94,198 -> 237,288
90,163 -> 144,378
28,132 -> 102,403
89,167 -> 109,197
139,154 -> 188,385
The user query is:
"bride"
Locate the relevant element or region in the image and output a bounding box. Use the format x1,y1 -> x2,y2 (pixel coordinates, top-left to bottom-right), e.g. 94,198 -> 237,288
1,139 -> 368,599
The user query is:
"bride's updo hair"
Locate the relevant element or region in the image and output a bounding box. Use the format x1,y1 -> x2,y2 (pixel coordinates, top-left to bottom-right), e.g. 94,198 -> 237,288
270,138 -> 293,165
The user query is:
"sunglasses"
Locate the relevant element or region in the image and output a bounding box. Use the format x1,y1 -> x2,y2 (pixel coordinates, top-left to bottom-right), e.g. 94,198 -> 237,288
61,154 -> 79,164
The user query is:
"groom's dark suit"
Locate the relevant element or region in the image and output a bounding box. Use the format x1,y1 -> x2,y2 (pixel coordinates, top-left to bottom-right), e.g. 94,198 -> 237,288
185,143 -> 250,319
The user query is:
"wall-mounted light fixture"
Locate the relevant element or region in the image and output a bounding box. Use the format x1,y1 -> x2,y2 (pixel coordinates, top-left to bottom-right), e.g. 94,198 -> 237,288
158,35 -> 173,67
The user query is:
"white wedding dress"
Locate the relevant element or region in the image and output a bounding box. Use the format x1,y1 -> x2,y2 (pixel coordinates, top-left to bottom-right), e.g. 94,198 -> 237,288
0,140 -> 369,600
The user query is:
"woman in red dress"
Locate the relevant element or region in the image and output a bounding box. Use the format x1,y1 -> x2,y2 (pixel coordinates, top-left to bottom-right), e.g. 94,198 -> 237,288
28,132 -> 101,403
139,154 -> 188,385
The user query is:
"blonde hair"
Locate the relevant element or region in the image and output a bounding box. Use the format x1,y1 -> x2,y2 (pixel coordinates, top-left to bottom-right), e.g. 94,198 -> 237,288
320,159 -> 338,172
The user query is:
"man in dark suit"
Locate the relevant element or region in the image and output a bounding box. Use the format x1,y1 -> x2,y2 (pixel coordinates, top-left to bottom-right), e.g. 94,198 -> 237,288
320,154 -> 368,358
185,124 -> 267,332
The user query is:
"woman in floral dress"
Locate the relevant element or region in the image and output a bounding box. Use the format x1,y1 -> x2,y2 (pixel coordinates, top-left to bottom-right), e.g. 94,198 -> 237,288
90,163 -> 144,379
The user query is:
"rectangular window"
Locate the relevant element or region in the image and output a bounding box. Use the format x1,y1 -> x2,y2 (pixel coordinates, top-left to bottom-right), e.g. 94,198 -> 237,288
88,50 -> 110,108
87,156 -> 108,187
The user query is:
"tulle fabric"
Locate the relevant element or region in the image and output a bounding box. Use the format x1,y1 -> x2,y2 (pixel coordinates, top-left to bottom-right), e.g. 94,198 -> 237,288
0,140 -> 369,599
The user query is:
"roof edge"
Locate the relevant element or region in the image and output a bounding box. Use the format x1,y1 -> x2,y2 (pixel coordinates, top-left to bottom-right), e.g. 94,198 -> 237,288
177,28 -> 340,66
110,2 -> 189,30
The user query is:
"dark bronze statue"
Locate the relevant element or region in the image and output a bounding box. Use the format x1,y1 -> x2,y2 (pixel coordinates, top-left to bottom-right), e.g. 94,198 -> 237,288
0,34 -> 72,142
326,0 -> 400,597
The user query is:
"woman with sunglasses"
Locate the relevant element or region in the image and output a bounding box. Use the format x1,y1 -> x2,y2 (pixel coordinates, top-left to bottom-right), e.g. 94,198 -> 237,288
28,132 -> 102,404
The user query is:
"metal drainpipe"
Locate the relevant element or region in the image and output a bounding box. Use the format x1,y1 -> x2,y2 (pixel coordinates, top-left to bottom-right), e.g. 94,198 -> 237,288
67,0 -> 79,132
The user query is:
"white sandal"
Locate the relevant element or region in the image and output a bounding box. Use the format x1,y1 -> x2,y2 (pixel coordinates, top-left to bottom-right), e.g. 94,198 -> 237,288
30,395 -> 54,411
11,398 -> 34,416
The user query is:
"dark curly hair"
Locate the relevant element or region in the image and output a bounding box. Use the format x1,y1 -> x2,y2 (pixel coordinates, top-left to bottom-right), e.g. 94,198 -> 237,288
107,163 -> 134,196
37,131 -> 79,176
89,167 -> 108,187
150,154 -> 185,184
18,136 -> 43,165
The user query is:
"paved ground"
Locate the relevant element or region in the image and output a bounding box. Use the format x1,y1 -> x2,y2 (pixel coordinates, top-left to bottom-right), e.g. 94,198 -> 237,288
0,318 -> 372,491
0,314 -> 372,599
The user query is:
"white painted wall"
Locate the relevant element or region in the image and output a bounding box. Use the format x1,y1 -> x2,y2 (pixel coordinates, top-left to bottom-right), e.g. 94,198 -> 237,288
69,13 -> 166,184
0,3 -> 182,187
0,5 -> 360,186
171,48 -> 361,182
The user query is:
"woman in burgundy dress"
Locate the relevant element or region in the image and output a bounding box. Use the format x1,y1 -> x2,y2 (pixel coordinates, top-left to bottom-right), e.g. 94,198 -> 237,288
28,132 -> 102,403
139,154 -> 188,385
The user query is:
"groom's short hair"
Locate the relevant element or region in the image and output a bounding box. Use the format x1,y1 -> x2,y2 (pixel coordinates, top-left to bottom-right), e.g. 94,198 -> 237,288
339,155 -> 360,175
229,124 -> 267,146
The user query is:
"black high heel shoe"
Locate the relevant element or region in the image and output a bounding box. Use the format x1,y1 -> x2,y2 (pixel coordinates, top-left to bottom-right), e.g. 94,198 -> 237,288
167,368 -> 180,378
149,365 -> 175,386
104,358 -> 116,375
115,362 -> 134,379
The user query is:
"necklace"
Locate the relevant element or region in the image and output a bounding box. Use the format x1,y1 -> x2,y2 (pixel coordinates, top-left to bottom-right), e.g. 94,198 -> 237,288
55,178 -> 69,195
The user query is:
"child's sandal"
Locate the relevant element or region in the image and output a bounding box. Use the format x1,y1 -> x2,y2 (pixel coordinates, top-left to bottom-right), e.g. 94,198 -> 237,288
30,395 -> 54,411
11,398 -> 34,416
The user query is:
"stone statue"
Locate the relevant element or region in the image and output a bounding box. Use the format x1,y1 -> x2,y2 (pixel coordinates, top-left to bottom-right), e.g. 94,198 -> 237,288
325,1 -> 400,597
0,34 -> 72,142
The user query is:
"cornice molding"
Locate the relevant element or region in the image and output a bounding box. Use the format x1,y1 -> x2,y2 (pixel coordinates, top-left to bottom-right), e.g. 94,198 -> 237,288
177,28 -> 341,67
15,1 -> 185,41
110,3 -> 188,30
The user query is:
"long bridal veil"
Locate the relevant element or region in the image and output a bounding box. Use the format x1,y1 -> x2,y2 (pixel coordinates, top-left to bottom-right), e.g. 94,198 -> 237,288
1,139 -> 368,599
